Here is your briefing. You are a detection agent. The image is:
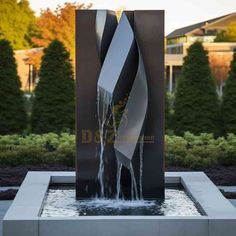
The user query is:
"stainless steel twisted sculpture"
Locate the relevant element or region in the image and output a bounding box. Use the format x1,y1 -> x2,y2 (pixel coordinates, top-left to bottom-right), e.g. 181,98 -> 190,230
76,10 -> 165,200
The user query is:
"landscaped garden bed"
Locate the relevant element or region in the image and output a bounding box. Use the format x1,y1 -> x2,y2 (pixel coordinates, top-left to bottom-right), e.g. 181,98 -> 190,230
0,189 -> 18,200
0,165 -> 236,187
1,132 -> 236,167
220,190 -> 236,199
0,132 -> 236,188
0,165 -> 236,200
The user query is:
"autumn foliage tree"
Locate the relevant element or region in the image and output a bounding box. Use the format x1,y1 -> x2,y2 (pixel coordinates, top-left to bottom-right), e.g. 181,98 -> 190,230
116,7 -> 125,20
32,3 -> 92,60
215,21 -> 236,42
0,0 -> 36,49
208,53 -> 232,95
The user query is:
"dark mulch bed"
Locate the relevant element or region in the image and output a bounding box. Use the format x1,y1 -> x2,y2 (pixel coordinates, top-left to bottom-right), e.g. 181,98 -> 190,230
0,165 -> 75,186
203,166 -> 236,186
0,189 -> 18,200
0,165 -> 236,200
220,191 -> 236,199
166,166 -> 236,186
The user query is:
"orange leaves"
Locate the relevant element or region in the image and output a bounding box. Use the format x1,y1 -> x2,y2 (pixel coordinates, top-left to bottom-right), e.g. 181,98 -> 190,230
209,52 -> 233,85
32,2 -> 92,60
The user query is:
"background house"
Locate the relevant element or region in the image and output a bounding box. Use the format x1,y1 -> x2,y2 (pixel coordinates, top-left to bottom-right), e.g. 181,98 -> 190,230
165,12 -> 236,94
14,12 -> 236,94
14,48 -> 42,92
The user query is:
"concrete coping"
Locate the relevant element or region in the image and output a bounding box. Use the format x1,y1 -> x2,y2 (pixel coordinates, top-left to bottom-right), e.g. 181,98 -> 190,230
3,171 -> 236,236
4,171 -> 236,221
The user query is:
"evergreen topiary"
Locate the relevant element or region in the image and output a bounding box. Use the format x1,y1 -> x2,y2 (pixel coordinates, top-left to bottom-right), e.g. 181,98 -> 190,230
221,48 -> 236,135
0,39 -> 27,134
31,40 -> 75,133
173,41 -> 219,136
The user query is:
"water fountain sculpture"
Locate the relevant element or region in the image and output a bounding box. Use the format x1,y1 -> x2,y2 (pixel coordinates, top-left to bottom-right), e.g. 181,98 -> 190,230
76,10 -> 165,200
4,9 -> 236,236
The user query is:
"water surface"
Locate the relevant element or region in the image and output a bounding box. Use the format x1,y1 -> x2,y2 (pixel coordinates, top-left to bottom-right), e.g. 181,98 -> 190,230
41,187 -> 202,217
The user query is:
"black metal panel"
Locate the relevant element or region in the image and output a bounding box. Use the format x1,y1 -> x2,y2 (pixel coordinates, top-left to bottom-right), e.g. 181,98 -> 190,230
76,10 -> 165,200
134,11 -> 165,199
113,11 -> 165,199
76,10 -> 117,199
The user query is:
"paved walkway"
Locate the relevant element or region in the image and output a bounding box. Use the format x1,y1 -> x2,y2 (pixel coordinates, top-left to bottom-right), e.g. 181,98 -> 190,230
0,201 -> 12,236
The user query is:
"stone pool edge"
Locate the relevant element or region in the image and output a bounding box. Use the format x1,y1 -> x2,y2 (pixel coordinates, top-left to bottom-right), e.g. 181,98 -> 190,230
3,171 -> 236,236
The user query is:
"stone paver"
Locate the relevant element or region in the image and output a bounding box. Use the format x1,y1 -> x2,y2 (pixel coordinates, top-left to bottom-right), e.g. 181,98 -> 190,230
0,201 -> 12,236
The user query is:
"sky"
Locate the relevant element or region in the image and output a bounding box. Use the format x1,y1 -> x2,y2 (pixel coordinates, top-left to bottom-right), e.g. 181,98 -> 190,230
29,0 -> 236,35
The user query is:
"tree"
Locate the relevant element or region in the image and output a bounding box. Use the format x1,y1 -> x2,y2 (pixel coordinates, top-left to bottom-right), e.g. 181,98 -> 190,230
27,49 -> 43,73
0,0 -> 36,49
208,53 -> 231,89
0,40 -> 27,134
173,42 -> 219,135
32,3 -> 92,60
215,21 -> 236,42
116,7 -> 125,20
221,48 -> 236,134
31,40 -> 75,133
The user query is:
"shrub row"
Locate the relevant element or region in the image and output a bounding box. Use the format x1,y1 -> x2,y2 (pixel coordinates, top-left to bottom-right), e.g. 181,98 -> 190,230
166,132 -> 236,169
0,132 -> 236,169
0,133 -> 75,167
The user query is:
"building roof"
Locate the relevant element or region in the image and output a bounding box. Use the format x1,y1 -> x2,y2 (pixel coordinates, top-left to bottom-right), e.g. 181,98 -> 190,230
166,13 -> 235,39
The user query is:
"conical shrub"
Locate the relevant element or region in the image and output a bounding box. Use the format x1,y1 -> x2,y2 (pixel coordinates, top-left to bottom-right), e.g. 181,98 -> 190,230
0,39 -> 27,134
221,48 -> 236,134
173,42 -> 219,135
31,40 -> 75,133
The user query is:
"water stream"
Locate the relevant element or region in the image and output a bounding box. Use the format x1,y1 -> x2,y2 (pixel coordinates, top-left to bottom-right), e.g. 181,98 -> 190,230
139,135 -> 144,199
116,162 -> 122,199
130,164 -> 139,200
97,87 -> 112,198
97,88 -> 144,200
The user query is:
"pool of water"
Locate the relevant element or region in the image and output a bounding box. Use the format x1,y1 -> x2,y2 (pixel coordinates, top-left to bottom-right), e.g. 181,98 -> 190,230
41,187 -> 202,217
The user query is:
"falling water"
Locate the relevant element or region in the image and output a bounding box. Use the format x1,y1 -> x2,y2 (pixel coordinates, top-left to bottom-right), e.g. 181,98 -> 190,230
97,87 -> 112,198
130,164 -> 139,200
116,163 -> 122,199
97,88 -> 143,201
139,136 -> 144,199
110,102 -> 124,200
110,102 -> 117,137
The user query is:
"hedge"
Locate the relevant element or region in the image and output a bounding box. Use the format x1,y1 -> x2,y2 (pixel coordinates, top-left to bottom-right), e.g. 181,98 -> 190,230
0,132 -> 236,169
0,133 -> 75,167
